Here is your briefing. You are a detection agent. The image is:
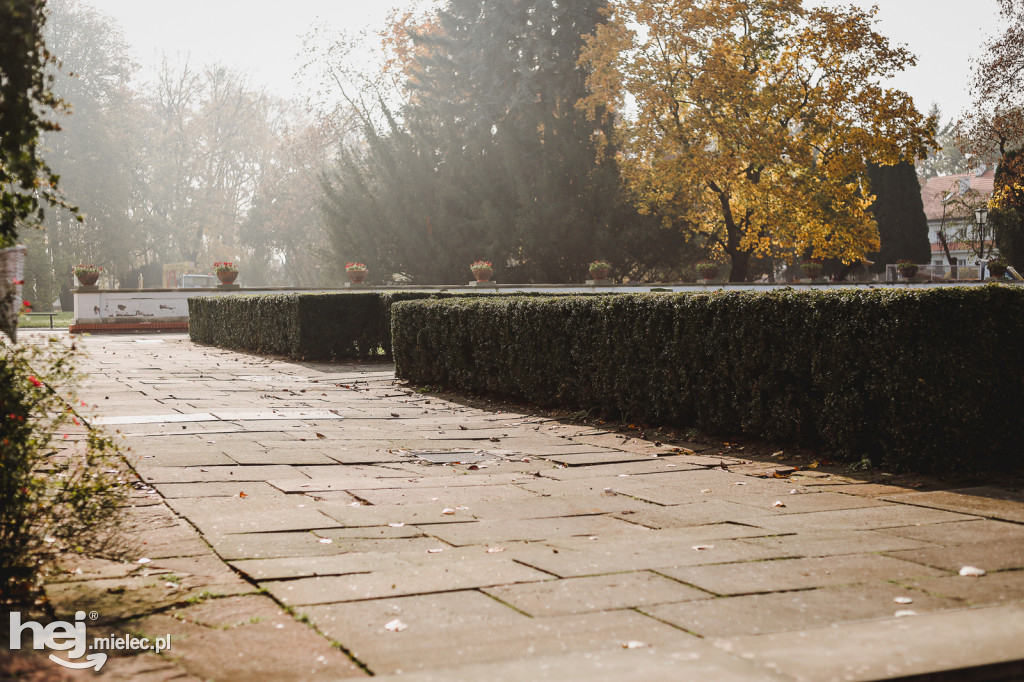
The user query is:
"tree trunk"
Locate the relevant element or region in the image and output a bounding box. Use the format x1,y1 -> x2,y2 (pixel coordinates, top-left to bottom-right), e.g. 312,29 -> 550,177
728,250 -> 751,282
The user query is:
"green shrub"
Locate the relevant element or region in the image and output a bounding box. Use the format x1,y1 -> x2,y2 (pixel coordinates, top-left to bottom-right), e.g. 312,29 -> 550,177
189,293 -> 436,360
189,292 -> 597,361
391,286 -> 1024,472
1,338 -> 129,602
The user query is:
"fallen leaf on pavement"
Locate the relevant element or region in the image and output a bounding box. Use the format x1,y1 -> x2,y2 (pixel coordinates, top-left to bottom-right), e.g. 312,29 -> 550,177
384,619 -> 407,632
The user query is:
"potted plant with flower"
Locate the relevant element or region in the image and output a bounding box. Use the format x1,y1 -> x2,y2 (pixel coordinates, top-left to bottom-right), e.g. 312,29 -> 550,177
470,260 -> 494,282
801,260 -> 823,280
897,260 -> 919,280
588,260 -> 612,281
987,258 -> 1008,279
696,262 -> 719,281
213,262 -> 238,285
72,264 -> 103,287
345,262 -> 369,284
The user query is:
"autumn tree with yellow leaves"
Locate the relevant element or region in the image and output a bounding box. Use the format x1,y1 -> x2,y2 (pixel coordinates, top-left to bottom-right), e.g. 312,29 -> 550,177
580,0 -> 936,281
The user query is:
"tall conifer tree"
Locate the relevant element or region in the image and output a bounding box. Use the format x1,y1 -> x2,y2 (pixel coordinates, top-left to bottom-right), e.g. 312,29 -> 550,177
325,0 -> 630,283
866,161 -> 931,271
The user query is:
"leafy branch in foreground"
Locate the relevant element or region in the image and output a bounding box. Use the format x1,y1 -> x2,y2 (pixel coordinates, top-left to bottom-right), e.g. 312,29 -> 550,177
0,336 -> 130,603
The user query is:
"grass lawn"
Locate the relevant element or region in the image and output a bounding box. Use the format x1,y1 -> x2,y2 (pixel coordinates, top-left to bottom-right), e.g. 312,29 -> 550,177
18,311 -> 74,328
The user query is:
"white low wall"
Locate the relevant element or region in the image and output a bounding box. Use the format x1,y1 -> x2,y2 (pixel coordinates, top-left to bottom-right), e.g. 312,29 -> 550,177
73,287 -> 333,325
74,280 -> 1002,326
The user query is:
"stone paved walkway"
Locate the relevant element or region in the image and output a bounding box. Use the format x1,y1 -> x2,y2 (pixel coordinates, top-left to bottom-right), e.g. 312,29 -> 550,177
37,333 -> 1024,680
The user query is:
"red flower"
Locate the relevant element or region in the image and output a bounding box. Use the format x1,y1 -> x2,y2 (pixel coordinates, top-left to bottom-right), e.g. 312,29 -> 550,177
12,279 -> 24,285
27,376 -> 43,388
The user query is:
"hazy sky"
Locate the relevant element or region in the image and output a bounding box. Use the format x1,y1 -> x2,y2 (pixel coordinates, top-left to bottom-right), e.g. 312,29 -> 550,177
85,0 -> 1000,122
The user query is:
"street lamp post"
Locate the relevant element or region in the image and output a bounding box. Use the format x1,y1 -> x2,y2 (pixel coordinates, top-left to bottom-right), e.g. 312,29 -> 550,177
975,207 -> 989,277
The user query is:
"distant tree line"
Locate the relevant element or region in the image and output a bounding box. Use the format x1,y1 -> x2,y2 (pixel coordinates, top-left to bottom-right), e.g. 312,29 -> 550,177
17,0 -> 334,310
320,0 -> 943,283
24,0 -> 1024,298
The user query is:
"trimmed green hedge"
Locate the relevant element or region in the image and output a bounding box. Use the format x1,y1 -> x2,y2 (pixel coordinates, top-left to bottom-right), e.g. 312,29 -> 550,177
188,292 -> 598,361
391,287 -> 1024,472
188,292 -> 431,360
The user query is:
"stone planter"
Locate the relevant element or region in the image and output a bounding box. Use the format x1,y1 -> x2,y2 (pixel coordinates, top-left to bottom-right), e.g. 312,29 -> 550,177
472,268 -> 493,282
589,267 -> 610,281
216,270 -> 239,285
988,264 -> 1008,279
76,272 -> 100,287
347,270 -> 368,284
898,264 -> 919,279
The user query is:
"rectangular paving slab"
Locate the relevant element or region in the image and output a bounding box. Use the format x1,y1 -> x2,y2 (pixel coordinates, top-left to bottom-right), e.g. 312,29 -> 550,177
886,540 -> 1024,573
882,486 -> 1024,523
643,582 -> 959,637
739,529 -> 934,558
483,570 -> 711,617
512,533 -> 791,578
712,603 -> 1024,681
744,504 -> 980,532
302,595 -> 700,676
660,553 -> 948,596
263,556 -> 550,605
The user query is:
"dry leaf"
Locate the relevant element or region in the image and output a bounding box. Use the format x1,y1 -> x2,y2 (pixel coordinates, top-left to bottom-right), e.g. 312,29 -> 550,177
701,489 -> 712,494
486,547 -> 506,553
384,619 -> 408,632
427,548 -> 444,554
238,491 -> 248,499
137,558 -> 151,564
441,508 -> 456,515
959,566 -> 986,577
894,596 -> 914,604
318,538 -> 333,544
692,544 -> 714,551
894,610 -> 917,618
316,433 -> 326,439
622,641 -> 649,649
388,523 -> 405,528
773,501 -> 786,508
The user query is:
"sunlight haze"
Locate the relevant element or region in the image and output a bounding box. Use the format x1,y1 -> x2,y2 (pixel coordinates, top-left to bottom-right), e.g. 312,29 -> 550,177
81,0 -> 999,121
